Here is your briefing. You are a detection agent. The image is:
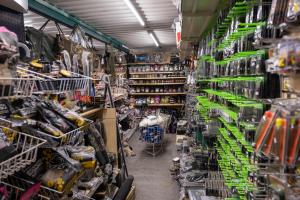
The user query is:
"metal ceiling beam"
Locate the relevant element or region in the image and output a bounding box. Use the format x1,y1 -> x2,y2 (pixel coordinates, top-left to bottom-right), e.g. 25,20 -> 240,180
28,0 -> 129,53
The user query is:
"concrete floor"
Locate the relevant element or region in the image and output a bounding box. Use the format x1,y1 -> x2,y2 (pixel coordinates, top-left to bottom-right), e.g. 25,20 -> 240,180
126,132 -> 179,200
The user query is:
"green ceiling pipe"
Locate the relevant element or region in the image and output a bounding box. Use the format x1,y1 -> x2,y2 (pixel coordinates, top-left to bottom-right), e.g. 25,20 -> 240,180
28,0 -> 129,53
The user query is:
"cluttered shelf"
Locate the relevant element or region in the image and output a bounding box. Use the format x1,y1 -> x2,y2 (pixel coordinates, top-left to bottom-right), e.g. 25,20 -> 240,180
130,92 -> 186,96
129,71 -> 182,75
129,83 -> 185,86
134,103 -> 184,107
129,77 -> 186,80
127,62 -> 171,65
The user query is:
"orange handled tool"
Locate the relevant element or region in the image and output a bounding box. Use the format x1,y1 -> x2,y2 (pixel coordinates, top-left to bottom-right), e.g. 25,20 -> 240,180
288,119 -> 300,165
255,111 -> 276,152
279,119 -> 287,165
263,125 -> 276,156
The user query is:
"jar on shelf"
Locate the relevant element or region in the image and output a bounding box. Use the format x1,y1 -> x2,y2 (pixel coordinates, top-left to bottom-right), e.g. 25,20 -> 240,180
155,96 -> 160,104
159,65 -> 164,71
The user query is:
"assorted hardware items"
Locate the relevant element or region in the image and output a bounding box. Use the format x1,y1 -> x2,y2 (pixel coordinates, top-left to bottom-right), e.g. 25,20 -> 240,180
25,21 -> 99,77
0,96 -> 116,198
128,63 -> 186,115
254,102 -> 300,166
129,64 -> 184,73
130,79 -> 185,84
184,0 -> 300,198
130,86 -> 184,93
0,6 -> 132,199
0,97 -> 90,147
134,96 -> 185,106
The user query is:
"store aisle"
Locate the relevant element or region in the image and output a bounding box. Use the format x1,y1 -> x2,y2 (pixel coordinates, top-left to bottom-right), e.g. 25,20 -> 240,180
126,132 -> 179,200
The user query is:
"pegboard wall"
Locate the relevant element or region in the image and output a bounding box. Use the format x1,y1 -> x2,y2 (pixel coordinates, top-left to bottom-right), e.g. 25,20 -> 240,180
0,5 -> 25,42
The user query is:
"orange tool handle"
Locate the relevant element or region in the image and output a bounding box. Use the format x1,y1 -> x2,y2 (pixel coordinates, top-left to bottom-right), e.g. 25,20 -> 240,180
263,125 -> 276,156
255,112 -> 275,151
288,120 -> 300,165
279,119 -> 287,164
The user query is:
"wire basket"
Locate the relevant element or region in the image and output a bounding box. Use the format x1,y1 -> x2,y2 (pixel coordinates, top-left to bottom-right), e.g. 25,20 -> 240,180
36,73 -> 91,94
1,172 -> 85,200
0,118 -> 92,148
0,126 -> 46,180
0,75 -> 36,99
0,180 -> 50,200
17,67 -> 91,94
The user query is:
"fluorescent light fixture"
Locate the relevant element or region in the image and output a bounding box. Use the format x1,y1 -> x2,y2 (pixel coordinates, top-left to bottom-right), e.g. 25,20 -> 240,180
122,44 -> 129,49
149,32 -> 159,47
24,20 -> 32,24
123,0 -> 145,26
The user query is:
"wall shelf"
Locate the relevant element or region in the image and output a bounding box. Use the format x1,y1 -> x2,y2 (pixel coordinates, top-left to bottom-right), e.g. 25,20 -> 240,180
129,83 -> 185,86
134,103 -> 184,107
127,62 -> 171,65
130,77 -> 186,80
129,71 -> 182,75
130,93 -> 186,96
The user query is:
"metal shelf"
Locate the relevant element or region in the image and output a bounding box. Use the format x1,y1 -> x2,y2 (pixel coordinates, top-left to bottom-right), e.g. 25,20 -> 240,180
130,92 -> 186,96
129,83 -> 185,86
134,103 -> 184,107
130,77 -> 186,80
129,71 -> 182,75
127,62 -> 171,65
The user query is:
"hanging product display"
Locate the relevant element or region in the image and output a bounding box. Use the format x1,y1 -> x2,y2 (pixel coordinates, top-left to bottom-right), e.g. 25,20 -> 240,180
173,0 -> 299,199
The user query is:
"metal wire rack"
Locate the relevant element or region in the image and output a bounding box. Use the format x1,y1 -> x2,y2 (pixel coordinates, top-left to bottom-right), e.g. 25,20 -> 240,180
0,67 -> 91,98
0,118 -> 92,148
1,169 -> 97,200
2,175 -> 69,199
0,126 -> 46,180
0,71 -> 37,99
0,181 -> 50,200
17,67 -> 92,94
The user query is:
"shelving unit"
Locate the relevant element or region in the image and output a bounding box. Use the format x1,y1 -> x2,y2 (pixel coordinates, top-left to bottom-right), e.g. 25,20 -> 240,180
128,63 -> 186,109
135,103 -> 184,107
129,71 -> 182,75
130,77 -> 186,80
130,93 -> 186,96
129,83 -> 185,86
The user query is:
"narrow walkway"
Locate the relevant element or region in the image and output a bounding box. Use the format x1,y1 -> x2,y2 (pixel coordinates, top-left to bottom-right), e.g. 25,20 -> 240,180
126,132 -> 179,200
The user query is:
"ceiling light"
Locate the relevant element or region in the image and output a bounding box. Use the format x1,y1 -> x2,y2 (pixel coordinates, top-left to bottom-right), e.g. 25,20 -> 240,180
24,20 -> 32,24
123,0 -> 145,26
149,32 -> 159,47
122,44 -> 129,49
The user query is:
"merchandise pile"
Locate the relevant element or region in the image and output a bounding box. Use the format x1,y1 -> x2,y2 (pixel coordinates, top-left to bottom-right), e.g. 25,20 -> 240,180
0,19 -> 127,199
173,0 -> 300,199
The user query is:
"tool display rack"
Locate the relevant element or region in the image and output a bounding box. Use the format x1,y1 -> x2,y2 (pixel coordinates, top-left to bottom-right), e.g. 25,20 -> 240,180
0,69 -> 124,199
194,0 -> 280,199
128,63 -> 186,108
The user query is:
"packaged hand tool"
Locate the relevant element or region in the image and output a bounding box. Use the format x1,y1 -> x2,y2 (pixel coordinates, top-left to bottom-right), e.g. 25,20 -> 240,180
36,121 -> 64,137
287,118 -> 300,165
37,104 -> 72,132
254,110 -> 277,152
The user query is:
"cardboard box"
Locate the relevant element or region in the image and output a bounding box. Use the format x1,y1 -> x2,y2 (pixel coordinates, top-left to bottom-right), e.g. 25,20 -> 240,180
97,108 -> 119,167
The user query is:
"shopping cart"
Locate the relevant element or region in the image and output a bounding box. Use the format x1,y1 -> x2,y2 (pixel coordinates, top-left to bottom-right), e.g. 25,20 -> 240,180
139,113 -> 170,156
